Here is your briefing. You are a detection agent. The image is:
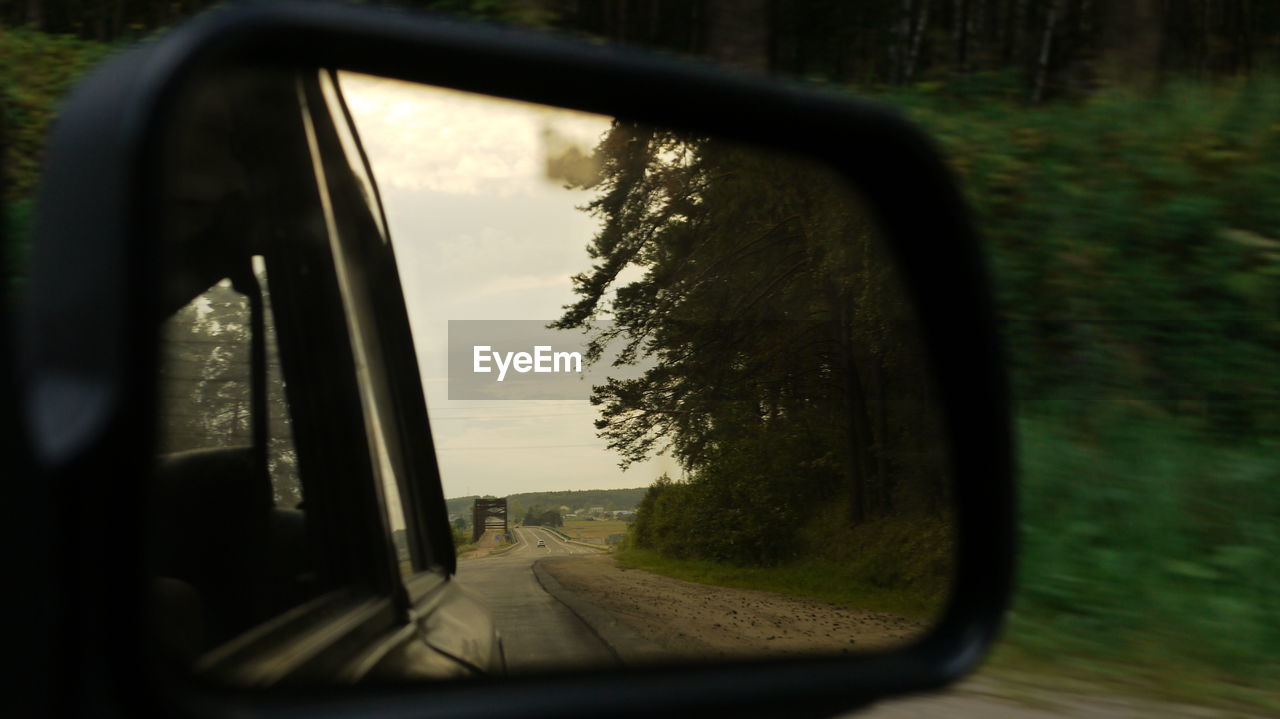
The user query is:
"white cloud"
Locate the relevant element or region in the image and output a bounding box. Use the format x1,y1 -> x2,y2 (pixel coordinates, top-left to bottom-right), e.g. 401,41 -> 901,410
338,72 -> 665,498
339,73 -> 608,197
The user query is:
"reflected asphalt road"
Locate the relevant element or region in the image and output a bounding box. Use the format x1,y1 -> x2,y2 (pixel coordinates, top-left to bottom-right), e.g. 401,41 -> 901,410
453,526 -> 613,671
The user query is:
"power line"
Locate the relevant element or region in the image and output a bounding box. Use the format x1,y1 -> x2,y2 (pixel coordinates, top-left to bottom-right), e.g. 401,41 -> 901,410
429,413 -> 598,420
426,404 -> 593,410
435,443 -> 604,451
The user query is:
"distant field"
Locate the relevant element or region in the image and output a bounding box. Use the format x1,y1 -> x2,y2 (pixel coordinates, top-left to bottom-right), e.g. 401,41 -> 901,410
561,519 -> 630,542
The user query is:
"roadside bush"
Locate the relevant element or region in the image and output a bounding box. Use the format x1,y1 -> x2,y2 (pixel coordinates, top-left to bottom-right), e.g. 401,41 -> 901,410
889,79 -> 1280,694
451,525 -> 471,556
1012,407 -> 1280,686
630,419 -> 843,566
886,76 -> 1280,428
1,28 -> 115,297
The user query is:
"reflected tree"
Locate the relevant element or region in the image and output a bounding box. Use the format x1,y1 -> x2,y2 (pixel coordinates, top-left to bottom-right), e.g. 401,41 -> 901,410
555,125 -> 950,564
157,277 -> 302,508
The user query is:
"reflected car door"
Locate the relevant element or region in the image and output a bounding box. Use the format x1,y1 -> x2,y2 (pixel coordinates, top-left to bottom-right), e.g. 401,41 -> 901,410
150,67 -> 501,685
296,68 -> 504,678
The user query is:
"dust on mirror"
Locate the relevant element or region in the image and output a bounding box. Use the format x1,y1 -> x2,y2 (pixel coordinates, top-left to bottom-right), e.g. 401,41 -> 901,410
149,67 -> 953,682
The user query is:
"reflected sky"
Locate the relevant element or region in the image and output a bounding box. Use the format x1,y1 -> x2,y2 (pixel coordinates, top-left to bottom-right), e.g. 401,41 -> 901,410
339,73 -> 674,498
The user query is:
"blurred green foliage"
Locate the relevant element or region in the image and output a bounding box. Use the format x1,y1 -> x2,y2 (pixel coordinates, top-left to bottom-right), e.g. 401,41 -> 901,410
885,75 -> 1280,424
1,27 -> 115,203
1007,408 -> 1280,701
1,27 -> 114,296
451,524 -> 472,556
882,75 -> 1280,699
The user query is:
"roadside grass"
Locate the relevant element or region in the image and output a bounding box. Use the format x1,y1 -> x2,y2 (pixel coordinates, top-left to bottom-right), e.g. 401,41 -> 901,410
614,546 -> 944,621
561,519 -> 630,542
454,536 -> 512,558
451,526 -> 472,557
453,527 -> 512,557
988,407 -> 1280,712
981,643 -> 1280,715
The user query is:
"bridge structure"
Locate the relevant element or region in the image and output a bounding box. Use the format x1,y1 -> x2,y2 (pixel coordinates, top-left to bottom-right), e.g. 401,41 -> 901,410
472,498 -> 508,542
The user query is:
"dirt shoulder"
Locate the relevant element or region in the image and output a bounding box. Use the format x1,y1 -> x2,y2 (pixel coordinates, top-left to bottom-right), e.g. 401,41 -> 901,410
457,529 -> 512,561
535,553 -> 922,661
536,555 -> 1277,718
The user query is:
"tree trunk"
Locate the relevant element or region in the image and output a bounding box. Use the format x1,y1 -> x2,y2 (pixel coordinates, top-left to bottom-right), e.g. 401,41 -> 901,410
895,0 -> 915,84
1098,0 -> 1162,91
705,0 -> 770,73
1009,0 -> 1029,69
1201,0 -> 1213,75
969,0 -> 985,70
24,0 -> 43,29
953,0 -> 969,73
907,0 -> 932,82
1235,0 -> 1254,74
112,0 -> 125,40
835,306 -> 876,526
1032,0 -> 1060,102
872,356 -> 893,515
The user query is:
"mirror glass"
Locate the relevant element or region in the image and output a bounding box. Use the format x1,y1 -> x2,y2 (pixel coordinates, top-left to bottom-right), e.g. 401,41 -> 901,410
148,67 -> 954,684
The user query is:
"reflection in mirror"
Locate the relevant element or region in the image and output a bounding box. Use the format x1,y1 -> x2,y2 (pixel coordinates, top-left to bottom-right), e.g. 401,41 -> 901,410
340,74 -> 953,667
147,65 -> 952,686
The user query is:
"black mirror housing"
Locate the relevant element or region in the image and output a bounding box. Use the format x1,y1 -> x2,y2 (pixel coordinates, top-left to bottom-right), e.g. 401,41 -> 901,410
16,3 -> 1014,717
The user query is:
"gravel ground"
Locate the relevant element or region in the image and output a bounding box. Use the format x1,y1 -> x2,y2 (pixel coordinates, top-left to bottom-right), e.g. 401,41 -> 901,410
536,553 -> 924,660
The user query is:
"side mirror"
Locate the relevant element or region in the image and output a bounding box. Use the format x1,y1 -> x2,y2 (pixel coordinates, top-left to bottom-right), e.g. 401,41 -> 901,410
16,4 -> 1013,717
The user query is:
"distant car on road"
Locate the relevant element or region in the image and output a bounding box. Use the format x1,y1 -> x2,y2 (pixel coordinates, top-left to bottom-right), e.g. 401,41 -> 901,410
537,540 -> 546,547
